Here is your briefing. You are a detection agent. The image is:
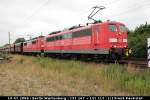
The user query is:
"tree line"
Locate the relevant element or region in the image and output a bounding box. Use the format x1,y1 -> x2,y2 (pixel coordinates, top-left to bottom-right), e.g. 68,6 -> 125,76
128,22 -> 150,58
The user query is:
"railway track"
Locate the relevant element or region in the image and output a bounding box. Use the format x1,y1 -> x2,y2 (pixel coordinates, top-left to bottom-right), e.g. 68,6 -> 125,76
2,53 -> 148,70
128,60 -> 147,69
49,55 -> 148,69
84,57 -> 147,69
108,58 -> 148,69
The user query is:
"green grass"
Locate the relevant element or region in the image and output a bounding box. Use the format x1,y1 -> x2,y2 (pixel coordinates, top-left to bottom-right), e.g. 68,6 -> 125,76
32,56 -> 150,95
33,57 -> 102,82
101,64 -> 150,95
0,53 -> 7,58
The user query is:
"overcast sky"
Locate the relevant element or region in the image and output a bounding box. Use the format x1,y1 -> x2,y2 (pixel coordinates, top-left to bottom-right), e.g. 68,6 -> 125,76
0,0 -> 150,46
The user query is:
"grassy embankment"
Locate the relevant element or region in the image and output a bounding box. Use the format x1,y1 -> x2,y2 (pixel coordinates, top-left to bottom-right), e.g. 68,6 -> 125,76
0,55 -> 150,96
35,56 -> 150,95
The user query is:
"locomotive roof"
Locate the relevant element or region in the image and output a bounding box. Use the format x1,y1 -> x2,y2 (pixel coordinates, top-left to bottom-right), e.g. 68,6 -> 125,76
46,21 -> 125,38
47,25 -> 91,37
25,35 -> 44,42
48,25 -> 85,35
102,21 -> 125,25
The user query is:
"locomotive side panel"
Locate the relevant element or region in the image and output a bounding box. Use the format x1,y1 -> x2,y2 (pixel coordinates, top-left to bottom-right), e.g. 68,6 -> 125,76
23,36 -> 44,54
71,28 -> 92,50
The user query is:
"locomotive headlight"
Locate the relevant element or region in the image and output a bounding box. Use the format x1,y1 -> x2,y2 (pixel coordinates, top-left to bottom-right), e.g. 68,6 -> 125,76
109,38 -> 117,42
123,39 -> 127,42
41,45 -> 44,47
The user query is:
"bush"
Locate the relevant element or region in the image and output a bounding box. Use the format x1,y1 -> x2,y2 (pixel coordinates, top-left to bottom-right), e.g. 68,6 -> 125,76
128,22 -> 150,58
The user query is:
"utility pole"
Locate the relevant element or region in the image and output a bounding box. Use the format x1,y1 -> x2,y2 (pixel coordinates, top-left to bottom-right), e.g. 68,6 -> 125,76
8,32 -> 11,53
8,32 -> 11,45
27,34 -> 32,40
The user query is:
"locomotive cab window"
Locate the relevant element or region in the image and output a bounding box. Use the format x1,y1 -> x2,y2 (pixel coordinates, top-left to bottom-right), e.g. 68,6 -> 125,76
119,25 -> 127,32
109,24 -> 117,32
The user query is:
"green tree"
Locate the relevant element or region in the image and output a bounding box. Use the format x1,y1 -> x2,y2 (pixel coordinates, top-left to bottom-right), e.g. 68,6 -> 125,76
3,43 -> 10,46
128,22 -> 150,58
13,38 -> 25,44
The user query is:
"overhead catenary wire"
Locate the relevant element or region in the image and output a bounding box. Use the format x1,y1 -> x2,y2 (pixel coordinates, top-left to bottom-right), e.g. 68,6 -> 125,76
19,0 -> 150,31
19,0 -> 150,26
104,0 -> 122,6
21,0 -> 50,25
104,0 -> 150,19
17,0 -> 50,39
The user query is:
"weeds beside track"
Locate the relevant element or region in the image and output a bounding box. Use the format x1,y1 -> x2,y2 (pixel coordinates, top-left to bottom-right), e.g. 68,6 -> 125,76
33,56 -> 150,95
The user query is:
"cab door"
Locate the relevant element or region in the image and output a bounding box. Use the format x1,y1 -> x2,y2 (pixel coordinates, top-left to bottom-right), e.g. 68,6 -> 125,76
117,24 -> 127,44
92,25 -> 100,49
40,38 -> 44,52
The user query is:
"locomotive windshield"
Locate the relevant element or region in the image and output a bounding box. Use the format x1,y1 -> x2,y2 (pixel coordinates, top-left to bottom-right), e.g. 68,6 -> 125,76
119,25 -> 127,32
108,24 -> 117,32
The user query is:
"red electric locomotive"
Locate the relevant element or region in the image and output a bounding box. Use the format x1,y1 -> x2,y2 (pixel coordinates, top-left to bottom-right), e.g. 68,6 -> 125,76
23,36 -> 44,55
44,21 -> 129,60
